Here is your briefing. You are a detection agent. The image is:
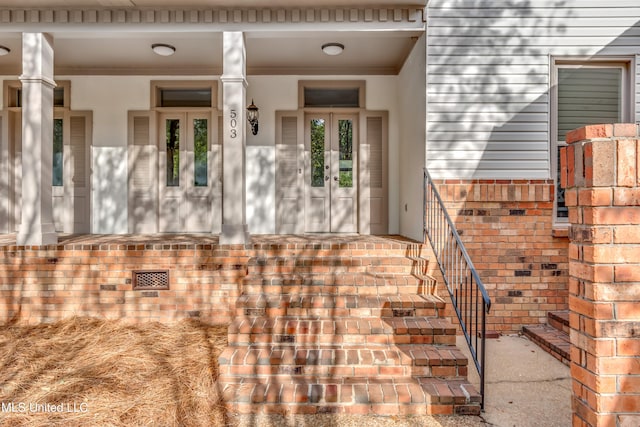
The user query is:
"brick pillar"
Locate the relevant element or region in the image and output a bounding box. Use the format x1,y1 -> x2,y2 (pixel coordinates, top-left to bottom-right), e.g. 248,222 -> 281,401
562,124 -> 640,427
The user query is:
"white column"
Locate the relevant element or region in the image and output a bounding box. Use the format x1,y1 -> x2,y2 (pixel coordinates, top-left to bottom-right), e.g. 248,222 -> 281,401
17,33 -> 57,246
220,31 -> 250,245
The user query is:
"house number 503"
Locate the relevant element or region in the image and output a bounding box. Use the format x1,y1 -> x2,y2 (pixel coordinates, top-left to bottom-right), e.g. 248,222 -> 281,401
229,109 -> 238,138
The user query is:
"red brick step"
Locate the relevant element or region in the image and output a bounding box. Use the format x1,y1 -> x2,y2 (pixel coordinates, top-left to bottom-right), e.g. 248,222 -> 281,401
241,273 -> 430,296
522,310 -> 570,366
227,316 -> 456,346
234,293 -> 445,318
219,344 -> 469,379
221,377 -> 481,416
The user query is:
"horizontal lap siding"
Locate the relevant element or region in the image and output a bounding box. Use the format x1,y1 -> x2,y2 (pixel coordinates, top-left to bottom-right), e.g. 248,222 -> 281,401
426,1 -> 640,179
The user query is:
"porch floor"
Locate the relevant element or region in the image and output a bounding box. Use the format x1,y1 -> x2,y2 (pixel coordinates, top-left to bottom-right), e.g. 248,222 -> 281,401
0,233 -> 421,248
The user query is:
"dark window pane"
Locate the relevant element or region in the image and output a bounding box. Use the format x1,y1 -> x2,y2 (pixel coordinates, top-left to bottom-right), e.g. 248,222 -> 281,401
160,89 -> 211,107
556,149 -> 568,218
53,119 -> 63,186
16,88 -> 65,107
166,119 -> 180,187
304,88 -> 359,108
54,88 -> 65,107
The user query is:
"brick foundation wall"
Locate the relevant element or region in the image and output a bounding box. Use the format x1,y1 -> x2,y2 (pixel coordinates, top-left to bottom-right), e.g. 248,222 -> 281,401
562,124 -> 640,427
0,236 -> 430,326
432,179 -> 569,333
0,243 -> 246,324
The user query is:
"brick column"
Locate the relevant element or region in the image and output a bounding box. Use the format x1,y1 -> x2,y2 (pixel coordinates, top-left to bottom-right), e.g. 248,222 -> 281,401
562,124 -> 640,427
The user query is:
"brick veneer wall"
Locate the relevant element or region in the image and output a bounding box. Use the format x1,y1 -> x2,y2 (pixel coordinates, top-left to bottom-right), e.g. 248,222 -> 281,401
0,243 -> 247,324
432,179 -> 569,333
562,124 -> 640,427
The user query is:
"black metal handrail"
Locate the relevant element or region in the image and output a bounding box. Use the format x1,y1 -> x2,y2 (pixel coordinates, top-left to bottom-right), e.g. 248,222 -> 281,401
423,168 -> 492,410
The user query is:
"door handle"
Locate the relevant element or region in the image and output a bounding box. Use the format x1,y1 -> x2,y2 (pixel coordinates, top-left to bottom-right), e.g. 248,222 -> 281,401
325,176 -> 329,181
334,176 -> 338,181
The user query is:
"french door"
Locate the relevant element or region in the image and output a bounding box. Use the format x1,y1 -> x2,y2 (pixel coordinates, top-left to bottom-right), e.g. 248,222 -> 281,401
8,110 -> 91,233
305,113 -> 358,232
158,112 -> 218,232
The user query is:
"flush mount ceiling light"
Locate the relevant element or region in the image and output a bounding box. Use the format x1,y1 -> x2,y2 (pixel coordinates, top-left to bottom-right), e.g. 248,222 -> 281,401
0,45 -> 10,56
151,43 -> 176,56
321,43 -> 344,56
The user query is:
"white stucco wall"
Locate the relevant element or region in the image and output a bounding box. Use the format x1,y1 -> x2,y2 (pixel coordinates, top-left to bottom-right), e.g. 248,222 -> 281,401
32,74 -> 402,235
397,35 -> 427,241
66,76 -> 149,233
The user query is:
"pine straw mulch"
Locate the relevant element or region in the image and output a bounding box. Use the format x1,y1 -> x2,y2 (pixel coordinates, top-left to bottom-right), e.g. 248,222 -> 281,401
0,317 -> 229,427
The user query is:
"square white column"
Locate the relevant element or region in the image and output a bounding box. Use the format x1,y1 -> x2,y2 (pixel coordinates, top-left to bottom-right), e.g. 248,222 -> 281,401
220,31 -> 250,245
17,33 -> 57,246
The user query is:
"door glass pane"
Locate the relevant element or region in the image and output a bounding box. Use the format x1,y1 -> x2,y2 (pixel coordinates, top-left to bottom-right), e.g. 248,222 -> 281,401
310,119 -> 325,187
194,118 -> 208,187
338,119 -> 353,188
166,119 -> 180,187
53,119 -> 63,187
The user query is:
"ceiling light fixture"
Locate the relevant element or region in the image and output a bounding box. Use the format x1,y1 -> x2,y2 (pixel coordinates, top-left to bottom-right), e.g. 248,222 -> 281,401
321,43 -> 344,56
0,45 -> 10,56
151,43 -> 176,56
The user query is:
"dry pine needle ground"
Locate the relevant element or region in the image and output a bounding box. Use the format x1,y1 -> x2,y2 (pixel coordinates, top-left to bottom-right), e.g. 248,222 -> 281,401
0,317 -> 229,427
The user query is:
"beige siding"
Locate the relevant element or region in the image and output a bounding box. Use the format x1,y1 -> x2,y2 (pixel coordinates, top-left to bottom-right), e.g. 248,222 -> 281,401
426,0 -> 640,179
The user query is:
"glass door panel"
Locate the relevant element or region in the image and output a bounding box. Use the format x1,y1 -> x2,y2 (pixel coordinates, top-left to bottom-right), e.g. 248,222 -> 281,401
337,119 -> 353,188
193,118 -> 208,187
310,118 -> 326,188
53,118 -> 64,187
165,118 -> 180,187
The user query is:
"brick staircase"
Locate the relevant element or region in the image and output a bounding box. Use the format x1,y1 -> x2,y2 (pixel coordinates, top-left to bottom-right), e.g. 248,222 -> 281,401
522,310 -> 570,366
219,239 -> 482,416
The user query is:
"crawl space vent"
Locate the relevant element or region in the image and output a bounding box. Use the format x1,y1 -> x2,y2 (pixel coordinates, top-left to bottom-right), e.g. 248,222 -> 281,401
133,270 -> 170,290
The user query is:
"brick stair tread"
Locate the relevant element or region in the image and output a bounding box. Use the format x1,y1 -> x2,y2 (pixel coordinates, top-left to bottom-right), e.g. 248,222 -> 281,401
236,293 -> 445,310
522,324 -> 570,365
219,344 -> 468,368
242,273 -> 432,287
229,316 -> 457,336
249,256 -> 424,266
221,377 -> 480,415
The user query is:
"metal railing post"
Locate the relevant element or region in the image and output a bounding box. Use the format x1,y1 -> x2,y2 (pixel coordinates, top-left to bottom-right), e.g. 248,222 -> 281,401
422,168 -> 492,410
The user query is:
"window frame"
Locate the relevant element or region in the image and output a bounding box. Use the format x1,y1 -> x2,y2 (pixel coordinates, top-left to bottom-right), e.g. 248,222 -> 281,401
150,80 -> 217,110
550,57 -> 635,225
298,80 -> 366,110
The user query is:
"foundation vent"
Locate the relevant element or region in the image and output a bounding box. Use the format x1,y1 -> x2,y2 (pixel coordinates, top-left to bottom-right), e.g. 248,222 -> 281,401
133,270 -> 170,290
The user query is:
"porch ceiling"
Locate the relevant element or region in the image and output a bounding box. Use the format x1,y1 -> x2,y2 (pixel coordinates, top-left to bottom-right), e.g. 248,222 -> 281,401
0,30 -> 421,75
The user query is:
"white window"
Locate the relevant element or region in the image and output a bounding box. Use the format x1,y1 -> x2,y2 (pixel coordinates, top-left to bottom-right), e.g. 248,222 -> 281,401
552,59 -> 633,222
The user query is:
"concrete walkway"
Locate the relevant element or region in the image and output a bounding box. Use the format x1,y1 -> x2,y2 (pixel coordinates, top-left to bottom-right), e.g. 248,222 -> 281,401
462,334 -> 572,427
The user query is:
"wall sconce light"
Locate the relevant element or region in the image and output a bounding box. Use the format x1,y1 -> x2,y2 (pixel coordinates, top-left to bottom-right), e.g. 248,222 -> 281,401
151,43 -> 176,56
247,99 -> 259,135
0,45 -> 10,56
